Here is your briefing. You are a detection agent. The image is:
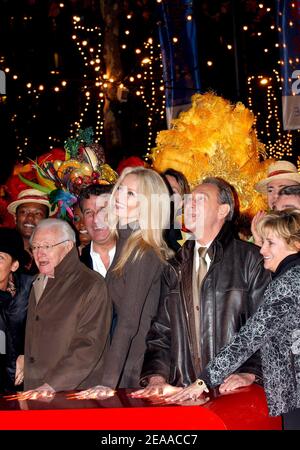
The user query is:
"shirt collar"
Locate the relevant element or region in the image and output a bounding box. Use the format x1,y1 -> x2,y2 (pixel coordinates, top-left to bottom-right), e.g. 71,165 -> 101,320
90,241 -> 116,258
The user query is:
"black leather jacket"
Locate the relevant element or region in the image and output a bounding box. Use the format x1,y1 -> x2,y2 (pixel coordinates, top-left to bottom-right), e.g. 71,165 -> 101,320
141,222 -> 271,387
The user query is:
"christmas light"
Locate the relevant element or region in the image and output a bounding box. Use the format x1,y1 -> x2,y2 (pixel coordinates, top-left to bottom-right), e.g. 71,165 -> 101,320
247,70 -> 294,159
69,16 -> 104,140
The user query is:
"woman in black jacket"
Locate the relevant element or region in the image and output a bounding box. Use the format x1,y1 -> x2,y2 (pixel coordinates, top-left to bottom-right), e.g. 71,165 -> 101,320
0,228 -> 33,391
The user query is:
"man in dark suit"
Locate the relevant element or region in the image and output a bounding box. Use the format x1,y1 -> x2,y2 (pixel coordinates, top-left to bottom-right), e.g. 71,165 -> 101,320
133,177 -> 271,398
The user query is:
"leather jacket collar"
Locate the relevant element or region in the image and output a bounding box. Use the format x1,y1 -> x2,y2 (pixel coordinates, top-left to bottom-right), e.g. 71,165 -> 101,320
173,221 -> 235,269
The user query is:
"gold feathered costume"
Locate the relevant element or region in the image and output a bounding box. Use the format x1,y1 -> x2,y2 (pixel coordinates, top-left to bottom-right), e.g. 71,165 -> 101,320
151,92 -> 273,215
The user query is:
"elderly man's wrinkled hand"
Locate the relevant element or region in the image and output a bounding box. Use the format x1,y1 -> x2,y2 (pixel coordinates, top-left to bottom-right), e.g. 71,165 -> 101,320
67,385 -> 116,400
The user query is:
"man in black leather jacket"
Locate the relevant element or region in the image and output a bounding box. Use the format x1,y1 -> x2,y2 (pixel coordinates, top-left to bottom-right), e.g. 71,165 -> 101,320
136,177 -> 271,396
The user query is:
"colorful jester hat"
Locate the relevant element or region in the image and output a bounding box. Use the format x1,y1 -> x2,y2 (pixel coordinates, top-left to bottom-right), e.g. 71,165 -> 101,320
19,127 -> 118,219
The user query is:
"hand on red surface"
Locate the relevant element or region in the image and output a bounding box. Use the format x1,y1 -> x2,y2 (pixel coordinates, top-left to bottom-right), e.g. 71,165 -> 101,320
164,379 -> 209,404
219,373 -> 255,393
131,375 -> 182,398
5,383 -> 56,402
67,385 -> 116,400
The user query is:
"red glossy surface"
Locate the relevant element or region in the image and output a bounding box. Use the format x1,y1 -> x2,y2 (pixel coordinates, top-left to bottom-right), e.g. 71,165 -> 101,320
0,384 -> 281,430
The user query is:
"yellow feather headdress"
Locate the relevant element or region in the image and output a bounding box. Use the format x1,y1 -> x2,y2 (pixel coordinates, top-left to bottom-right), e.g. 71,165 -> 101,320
151,92 -> 273,215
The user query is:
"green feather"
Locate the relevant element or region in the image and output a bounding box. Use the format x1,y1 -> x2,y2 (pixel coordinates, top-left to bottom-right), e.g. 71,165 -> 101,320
18,174 -> 51,194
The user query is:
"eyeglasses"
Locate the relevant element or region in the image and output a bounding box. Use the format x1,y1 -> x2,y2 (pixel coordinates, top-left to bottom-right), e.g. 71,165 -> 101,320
30,239 -> 70,252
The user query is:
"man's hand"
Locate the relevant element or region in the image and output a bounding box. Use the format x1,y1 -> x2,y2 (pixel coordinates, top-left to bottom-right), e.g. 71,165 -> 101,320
219,373 -> 255,393
18,383 -> 55,401
15,355 -> 24,385
130,375 -> 182,398
162,379 -> 209,403
67,385 -> 115,400
5,383 -> 55,402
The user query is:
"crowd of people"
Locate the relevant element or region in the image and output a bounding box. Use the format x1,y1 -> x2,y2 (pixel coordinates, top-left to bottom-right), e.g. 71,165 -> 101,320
0,160 -> 300,429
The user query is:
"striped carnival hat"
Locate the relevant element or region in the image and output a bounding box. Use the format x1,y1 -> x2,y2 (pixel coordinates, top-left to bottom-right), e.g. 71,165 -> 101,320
7,188 -> 53,215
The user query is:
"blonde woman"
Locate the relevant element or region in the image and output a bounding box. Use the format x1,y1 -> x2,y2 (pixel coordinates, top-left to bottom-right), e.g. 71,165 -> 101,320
74,167 -> 173,399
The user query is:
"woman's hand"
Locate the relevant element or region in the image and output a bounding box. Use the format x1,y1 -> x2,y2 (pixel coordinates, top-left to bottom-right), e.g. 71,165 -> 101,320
131,375 -> 182,398
219,373 -> 255,393
163,379 -> 209,403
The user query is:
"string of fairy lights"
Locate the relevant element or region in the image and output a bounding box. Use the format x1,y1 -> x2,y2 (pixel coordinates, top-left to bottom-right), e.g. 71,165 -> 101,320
131,38 -> 166,154
0,5 -> 167,163
69,15 -> 104,143
247,71 -> 294,159
0,1 -> 299,167
245,2 -> 299,165
68,14 -> 166,153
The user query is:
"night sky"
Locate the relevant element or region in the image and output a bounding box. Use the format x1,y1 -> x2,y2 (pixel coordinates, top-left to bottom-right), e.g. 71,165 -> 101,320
0,0 -> 298,184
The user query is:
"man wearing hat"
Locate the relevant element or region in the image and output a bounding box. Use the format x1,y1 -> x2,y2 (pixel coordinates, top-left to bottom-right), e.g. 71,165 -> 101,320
0,228 -> 33,391
7,189 -> 52,275
251,160 -> 300,246
254,160 -> 300,209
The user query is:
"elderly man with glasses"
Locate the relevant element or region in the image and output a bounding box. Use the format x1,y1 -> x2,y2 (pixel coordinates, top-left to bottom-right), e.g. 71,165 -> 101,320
14,218 -> 112,400
7,189 -> 53,275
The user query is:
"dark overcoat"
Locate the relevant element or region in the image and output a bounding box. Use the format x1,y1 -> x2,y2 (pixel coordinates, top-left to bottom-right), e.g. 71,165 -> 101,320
24,247 -> 112,391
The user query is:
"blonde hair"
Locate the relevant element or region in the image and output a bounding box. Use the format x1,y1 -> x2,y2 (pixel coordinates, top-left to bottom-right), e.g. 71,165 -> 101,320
256,209 -> 300,250
109,167 -> 174,273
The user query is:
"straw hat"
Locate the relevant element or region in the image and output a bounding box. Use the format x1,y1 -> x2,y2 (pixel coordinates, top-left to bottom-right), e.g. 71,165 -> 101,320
7,188 -> 53,215
254,160 -> 300,193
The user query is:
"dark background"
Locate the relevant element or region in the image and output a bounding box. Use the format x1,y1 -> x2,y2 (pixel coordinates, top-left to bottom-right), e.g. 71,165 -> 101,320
0,0 -> 299,184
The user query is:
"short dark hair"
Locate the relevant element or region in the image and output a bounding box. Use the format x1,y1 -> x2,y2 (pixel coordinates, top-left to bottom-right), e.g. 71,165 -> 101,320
79,184 -> 114,212
278,185 -> 300,197
202,177 -> 236,221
